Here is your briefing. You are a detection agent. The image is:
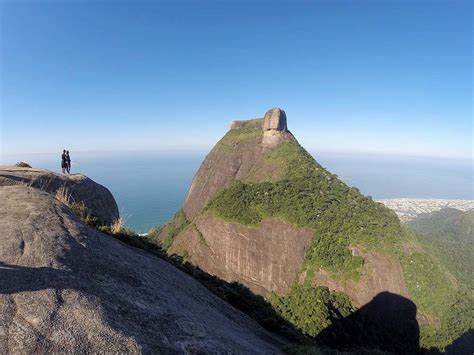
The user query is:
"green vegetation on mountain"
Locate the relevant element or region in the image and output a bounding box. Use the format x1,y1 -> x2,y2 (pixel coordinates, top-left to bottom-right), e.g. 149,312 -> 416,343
400,251 -> 453,316
408,208 -> 473,241
264,139 -> 323,180
206,136 -> 472,350
269,284 -> 354,337
150,116 -> 472,352
404,208 -> 474,349
419,288 -> 474,350
215,118 -> 263,154
408,208 -> 473,286
148,209 -> 189,251
394,237 -> 474,351
208,139 -> 402,279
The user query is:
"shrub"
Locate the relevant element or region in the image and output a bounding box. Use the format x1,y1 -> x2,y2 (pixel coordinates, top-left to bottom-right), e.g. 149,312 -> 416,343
148,209 -> 190,251
111,217 -> 125,234
270,284 -> 354,337
207,175 -> 401,278
15,161 -> 32,168
55,185 -> 72,205
70,201 -> 98,226
55,185 -> 98,226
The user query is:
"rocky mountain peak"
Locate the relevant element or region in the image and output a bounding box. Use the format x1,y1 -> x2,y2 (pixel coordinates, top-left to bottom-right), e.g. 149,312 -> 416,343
262,108 -> 289,148
263,108 -> 287,132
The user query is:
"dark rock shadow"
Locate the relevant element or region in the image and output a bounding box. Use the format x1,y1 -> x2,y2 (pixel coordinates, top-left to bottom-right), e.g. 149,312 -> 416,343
316,291 -> 420,353
445,329 -> 474,355
0,262 -> 72,294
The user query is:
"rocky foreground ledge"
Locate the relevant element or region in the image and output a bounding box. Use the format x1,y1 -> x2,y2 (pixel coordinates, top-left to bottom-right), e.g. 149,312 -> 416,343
0,166 -> 119,225
0,167 -> 283,353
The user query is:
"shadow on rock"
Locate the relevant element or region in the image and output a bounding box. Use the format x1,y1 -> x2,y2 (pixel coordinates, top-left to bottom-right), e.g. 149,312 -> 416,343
0,262 -> 73,294
445,329 -> 474,355
316,291 -> 420,353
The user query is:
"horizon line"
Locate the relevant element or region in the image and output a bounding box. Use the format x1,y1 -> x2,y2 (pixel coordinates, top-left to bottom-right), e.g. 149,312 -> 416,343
1,147 -> 473,162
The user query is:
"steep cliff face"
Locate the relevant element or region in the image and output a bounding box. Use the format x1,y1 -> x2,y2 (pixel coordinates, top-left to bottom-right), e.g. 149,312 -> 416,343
151,108 -> 470,350
169,213 -> 313,295
0,177 -> 283,353
153,108 -> 410,301
182,109 -> 295,221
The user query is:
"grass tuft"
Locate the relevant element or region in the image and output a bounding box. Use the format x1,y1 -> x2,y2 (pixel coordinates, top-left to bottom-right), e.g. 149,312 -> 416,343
15,161 -> 32,168
55,185 -> 72,205
55,185 -> 98,226
111,217 -> 125,234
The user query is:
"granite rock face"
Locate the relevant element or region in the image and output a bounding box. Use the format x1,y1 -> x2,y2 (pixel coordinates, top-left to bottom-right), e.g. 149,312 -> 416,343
158,109 -> 315,295
230,118 -> 261,130
155,108 -> 410,308
262,108 -> 289,147
263,108 -> 287,131
311,247 -> 410,308
182,118 -> 295,220
169,213 -> 314,295
0,185 -> 284,353
182,115 -> 296,220
0,166 -> 118,225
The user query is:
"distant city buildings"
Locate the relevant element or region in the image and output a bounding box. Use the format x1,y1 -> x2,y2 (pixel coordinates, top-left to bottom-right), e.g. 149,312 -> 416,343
377,198 -> 474,221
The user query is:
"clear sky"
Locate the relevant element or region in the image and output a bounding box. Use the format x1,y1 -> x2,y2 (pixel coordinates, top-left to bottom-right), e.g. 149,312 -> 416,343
1,0 -> 472,160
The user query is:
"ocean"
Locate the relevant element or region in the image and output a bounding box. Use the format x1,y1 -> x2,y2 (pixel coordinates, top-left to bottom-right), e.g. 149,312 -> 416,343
2,151 -> 472,233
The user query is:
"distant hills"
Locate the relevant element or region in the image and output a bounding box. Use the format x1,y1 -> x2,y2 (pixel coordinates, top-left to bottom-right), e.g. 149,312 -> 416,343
407,208 -> 473,287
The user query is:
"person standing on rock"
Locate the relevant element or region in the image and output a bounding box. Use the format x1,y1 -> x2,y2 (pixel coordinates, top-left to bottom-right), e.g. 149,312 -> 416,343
66,150 -> 71,174
61,150 -> 68,174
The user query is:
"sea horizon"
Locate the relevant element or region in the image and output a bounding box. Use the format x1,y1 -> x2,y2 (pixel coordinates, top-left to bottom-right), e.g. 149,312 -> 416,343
2,150 -> 472,233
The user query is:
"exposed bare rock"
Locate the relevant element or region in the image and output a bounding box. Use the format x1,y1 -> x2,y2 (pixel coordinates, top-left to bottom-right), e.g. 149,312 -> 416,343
169,213 -> 313,295
263,108 -> 287,131
151,108 -> 470,351
261,108 -> 289,147
0,185 -> 284,353
159,108 -> 411,314
182,118 -> 292,221
157,109 -> 317,298
311,247 -> 410,308
0,166 -> 118,225
182,135 -> 264,220
230,118 -> 262,130
230,109 -> 288,132
181,113 -> 298,221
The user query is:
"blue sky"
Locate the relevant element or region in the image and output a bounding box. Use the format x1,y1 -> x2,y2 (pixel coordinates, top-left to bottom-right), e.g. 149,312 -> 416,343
1,0 -> 472,160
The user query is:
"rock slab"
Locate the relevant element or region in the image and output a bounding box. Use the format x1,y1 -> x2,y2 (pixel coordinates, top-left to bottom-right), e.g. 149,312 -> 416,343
0,185 -> 283,354
0,166 -> 119,225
